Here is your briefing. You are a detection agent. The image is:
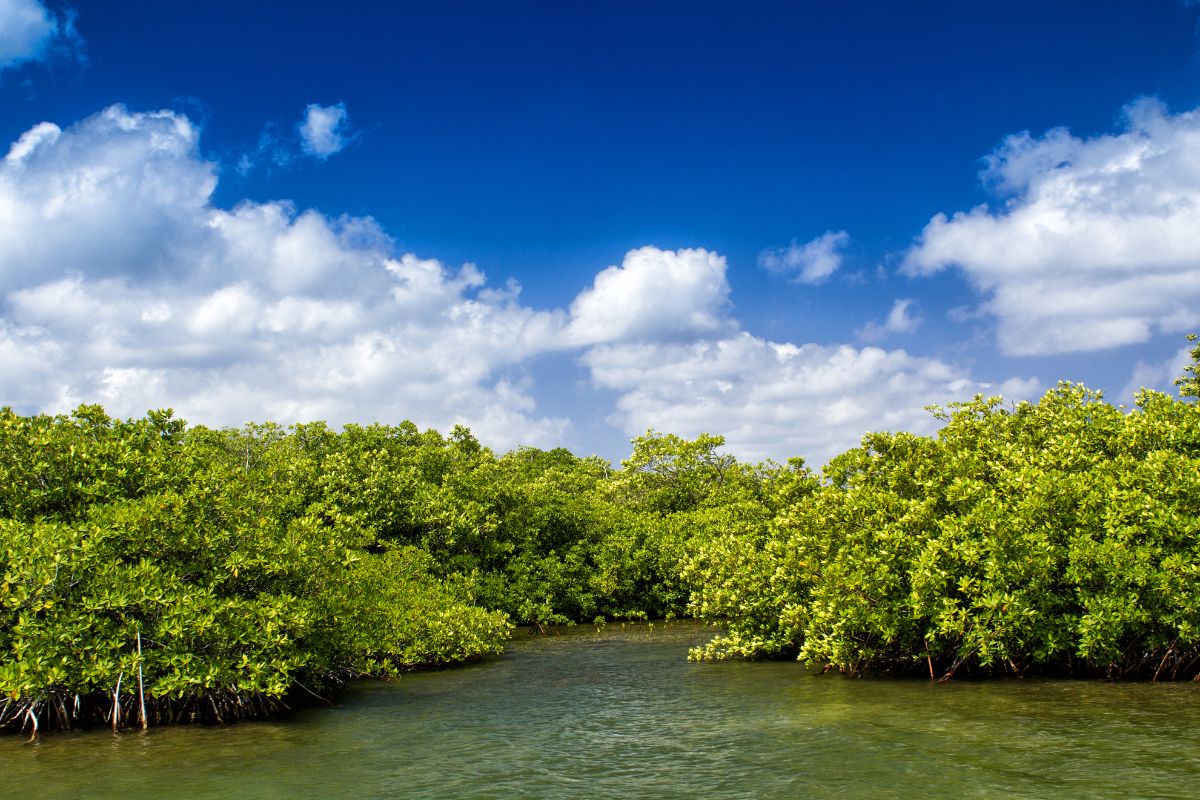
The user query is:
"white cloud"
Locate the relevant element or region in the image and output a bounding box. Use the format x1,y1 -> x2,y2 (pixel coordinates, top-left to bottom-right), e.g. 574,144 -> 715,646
0,0 -> 53,69
565,246 -> 733,345
5,120 -> 59,161
584,334 -> 1038,467
0,0 -> 79,72
0,103 -> 1036,465
0,105 -> 214,291
298,102 -> 350,160
758,230 -> 850,284
858,298 -> 921,342
0,105 -> 568,450
239,103 -> 352,173
904,97 -> 1200,356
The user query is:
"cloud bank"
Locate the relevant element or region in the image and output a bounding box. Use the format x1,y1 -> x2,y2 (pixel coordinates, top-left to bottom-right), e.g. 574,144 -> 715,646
584,336 -> 1036,465
904,98 -> 1200,356
0,105 -> 568,449
0,104 -> 1033,465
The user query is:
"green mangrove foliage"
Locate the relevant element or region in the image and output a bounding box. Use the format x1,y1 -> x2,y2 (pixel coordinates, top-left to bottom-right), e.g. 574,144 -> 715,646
0,408 -> 509,736
0,413 -> 730,735
297,423 -> 710,624
686,382 -> 1200,680
3,338 -> 1199,736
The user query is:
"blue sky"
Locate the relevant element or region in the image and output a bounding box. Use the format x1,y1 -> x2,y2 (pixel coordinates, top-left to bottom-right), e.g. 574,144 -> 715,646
3,0 -> 1200,465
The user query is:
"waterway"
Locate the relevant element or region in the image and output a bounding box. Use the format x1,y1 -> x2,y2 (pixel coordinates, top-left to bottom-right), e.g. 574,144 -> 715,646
5,621 -> 1199,798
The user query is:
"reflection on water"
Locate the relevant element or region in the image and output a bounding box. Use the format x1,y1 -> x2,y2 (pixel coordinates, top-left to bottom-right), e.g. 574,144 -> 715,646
5,621 -> 1199,799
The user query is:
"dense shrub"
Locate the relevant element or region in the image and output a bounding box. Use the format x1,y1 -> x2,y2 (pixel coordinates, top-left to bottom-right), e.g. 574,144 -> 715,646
686,382 -> 1200,680
0,408 -> 509,736
4,338 -> 1198,737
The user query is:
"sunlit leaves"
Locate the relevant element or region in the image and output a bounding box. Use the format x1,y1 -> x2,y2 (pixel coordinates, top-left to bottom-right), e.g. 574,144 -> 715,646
686,378 -> 1200,680
0,409 -> 512,734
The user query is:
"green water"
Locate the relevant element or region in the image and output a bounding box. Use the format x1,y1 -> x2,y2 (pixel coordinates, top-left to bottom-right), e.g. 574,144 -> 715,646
5,622 -> 1199,799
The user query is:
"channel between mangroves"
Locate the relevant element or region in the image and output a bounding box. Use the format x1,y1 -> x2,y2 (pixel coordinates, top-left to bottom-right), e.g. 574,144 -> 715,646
4,622 -> 1200,800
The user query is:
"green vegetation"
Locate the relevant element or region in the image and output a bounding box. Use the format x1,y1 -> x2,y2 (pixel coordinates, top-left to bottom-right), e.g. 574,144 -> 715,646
0,410 -> 510,735
686,381 -> 1200,680
3,339 -> 1198,736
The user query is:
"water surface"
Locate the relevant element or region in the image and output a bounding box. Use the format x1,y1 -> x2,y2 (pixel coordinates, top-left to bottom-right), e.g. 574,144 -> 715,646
5,622 -> 1198,799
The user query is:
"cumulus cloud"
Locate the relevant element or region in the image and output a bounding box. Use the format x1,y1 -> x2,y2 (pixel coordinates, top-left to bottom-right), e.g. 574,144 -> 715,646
584,334 -> 1038,467
758,230 -> 850,284
0,104 -> 568,450
904,97 -> 1200,356
298,102 -> 350,160
565,246 -> 733,345
0,0 -> 77,72
858,298 -> 921,343
0,103 -> 1035,464
1,106 -> 214,290
561,246 -> 1031,465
